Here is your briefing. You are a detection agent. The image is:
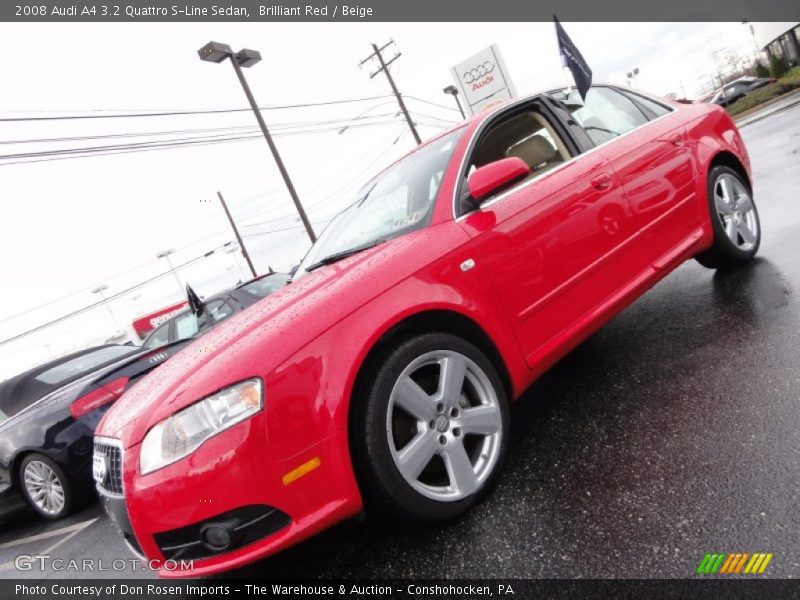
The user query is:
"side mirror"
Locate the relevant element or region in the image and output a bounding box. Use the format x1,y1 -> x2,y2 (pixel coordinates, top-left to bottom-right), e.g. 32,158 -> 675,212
467,157 -> 530,203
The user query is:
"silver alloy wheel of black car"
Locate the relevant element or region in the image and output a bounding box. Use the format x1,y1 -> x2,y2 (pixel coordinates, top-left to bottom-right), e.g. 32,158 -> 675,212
713,172 -> 759,251
386,349 -> 503,502
23,459 -> 66,517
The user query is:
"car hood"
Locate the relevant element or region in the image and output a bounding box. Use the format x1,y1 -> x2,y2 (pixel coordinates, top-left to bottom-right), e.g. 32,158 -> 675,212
96,225 -> 465,448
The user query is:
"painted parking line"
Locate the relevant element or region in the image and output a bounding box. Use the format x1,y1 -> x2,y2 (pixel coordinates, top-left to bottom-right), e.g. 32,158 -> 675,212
0,518 -> 97,573
0,518 -> 97,551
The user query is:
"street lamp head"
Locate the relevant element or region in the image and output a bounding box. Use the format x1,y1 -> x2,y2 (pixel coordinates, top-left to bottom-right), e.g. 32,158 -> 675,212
198,41 -> 233,63
443,85 -> 458,96
235,48 -> 262,68
91,285 -> 109,294
156,249 -> 175,259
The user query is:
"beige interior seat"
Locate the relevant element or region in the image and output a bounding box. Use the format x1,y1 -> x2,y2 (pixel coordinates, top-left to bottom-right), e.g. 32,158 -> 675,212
506,134 -> 560,172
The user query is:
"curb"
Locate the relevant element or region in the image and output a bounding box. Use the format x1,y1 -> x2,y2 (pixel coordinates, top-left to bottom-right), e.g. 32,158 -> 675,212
734,89 -> 800,127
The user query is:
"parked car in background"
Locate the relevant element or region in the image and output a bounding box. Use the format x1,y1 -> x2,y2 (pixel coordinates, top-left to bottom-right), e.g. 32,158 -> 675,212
141,272 -> 290,350
706,76 -> 775,107
96,85 -> 759,577
0,343 -> 183,520
1,272 -> 289,521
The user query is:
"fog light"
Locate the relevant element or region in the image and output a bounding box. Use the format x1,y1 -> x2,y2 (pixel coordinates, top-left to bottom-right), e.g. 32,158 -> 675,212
199,523 -> 233,551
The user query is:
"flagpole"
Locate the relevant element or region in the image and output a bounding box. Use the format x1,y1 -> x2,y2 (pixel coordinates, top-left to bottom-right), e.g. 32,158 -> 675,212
561,57 -> 574,98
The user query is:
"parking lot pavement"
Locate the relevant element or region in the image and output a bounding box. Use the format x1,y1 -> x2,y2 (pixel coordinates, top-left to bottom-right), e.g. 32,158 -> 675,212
2,104 -> 800,581
0,503 -> 157,579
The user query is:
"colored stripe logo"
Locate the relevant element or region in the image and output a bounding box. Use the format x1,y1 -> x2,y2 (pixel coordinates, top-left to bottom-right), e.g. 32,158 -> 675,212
696,552 -> 773,574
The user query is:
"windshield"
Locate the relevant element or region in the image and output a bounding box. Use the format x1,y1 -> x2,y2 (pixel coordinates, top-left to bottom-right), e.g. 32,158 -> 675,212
295,128 -> 464,277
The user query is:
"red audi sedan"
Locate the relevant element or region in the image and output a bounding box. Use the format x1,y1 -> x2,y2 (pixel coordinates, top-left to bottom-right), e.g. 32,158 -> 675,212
95,85 -> 759,576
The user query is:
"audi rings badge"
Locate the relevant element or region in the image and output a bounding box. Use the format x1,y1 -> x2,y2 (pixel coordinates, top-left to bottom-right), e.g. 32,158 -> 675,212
462,61 -> 495,84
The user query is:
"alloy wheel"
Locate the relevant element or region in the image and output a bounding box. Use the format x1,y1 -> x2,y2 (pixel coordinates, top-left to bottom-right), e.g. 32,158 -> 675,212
23,460 -> 66,516
713,172 -> 759,251
386,350 -> 503,502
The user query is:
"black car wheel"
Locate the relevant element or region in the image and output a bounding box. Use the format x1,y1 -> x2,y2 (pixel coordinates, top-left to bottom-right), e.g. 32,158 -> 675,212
352,332 -> 509,522
696,165 -> 761,269
19,454 -> 74,520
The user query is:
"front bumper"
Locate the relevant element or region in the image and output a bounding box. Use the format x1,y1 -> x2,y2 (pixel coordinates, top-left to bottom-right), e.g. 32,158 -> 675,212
100,420 -> 361,577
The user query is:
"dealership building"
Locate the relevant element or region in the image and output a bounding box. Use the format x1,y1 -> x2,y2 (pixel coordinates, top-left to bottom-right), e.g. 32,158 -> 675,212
753,22 -> 800,66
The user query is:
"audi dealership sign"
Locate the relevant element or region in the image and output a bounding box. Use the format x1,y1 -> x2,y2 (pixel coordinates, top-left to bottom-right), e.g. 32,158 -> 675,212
450,44 -> 517,116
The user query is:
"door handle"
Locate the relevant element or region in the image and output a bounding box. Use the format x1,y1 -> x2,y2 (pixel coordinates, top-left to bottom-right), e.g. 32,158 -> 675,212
590,172 -> 612,191
668,133 -> 684,146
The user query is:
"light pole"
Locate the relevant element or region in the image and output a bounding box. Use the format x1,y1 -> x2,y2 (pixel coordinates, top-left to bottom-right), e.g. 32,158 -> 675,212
156,249 -> 184,295
91,284 -> 120,330
443,85 -> 466,119
626,67 -> 640,88
198,41 -> 317,243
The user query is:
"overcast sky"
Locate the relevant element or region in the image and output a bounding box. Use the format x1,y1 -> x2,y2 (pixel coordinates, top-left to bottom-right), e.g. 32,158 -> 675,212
0,21 -> 756,379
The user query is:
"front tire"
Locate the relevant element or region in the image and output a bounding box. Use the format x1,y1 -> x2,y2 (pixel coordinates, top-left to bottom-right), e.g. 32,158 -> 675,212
696,165 -> 760,269
352,333 -> 509,522
19,454 -> 73,520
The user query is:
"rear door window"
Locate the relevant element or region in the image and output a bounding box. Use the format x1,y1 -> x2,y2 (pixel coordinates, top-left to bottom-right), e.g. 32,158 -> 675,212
550,87 -> 648,146
622,91 -> 672,119
173,312 -> 201,340
143,322 -> 172,349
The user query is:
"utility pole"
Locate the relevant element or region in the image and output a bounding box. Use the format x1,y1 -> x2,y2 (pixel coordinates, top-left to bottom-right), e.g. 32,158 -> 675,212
217,191 -> 258,279
360,41 -> 421,145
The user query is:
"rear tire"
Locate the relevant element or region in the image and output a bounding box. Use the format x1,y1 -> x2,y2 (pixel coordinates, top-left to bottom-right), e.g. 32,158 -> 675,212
351,332 -> 509,522
19,454 -> 74,520
696,165 -> 760,269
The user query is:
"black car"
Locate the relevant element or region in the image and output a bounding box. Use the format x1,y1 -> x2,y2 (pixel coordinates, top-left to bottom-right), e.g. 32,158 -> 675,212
0,343 -> 187,520
707,77 -> 774,107
0,273 -> 289,521
141,272 -> 290,350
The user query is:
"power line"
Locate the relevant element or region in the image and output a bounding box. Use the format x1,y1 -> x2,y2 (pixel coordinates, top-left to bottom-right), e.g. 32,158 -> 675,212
0,241 -> 235,347
0,112 -> 403,146
0,118 -> 409,166
236,128 -> 408,227
0,113 -> 404,159
0,95 -> 395,122
404,95 -> 461,113
242,130 -> 410,237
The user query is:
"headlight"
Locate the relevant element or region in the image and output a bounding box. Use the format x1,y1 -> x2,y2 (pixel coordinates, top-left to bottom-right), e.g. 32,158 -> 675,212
139,378 -> 263,475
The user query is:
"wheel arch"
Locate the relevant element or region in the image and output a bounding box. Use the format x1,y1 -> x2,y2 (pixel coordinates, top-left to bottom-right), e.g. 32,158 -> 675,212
709,150 -> 751,192
344,307 -> 514,516
10,450 -> 35,488
348,309 -> 514,431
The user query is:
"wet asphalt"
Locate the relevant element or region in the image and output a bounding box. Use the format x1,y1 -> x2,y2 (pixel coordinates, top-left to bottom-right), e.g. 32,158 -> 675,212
1,102 -> 799,580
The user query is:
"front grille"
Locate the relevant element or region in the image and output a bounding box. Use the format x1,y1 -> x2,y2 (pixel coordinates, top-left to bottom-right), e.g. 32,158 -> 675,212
94,439 -> 123,495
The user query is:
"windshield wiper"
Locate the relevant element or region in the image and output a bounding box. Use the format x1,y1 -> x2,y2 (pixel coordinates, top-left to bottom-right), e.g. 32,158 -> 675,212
305,239 -> 387,273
